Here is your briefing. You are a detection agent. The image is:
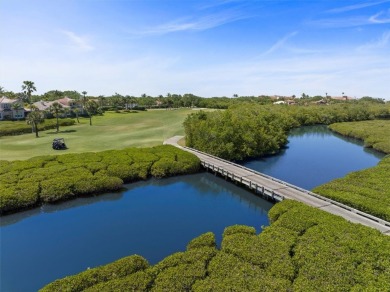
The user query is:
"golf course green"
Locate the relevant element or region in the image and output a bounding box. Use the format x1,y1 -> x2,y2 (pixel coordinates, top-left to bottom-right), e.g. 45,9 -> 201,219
0,109 -> 201,161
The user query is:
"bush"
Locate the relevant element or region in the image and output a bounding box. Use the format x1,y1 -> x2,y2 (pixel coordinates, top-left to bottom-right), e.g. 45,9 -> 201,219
187,232 -> 216,250
39,255 -> 149,292
39,178 -> 75,203
84,270 -> 153,291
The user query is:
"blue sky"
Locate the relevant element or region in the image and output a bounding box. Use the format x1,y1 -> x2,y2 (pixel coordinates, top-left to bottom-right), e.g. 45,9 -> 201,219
1,0 -> 390,98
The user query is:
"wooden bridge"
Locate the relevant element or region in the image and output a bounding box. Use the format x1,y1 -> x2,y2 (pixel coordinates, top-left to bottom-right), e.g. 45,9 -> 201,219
165,136 -> 390,235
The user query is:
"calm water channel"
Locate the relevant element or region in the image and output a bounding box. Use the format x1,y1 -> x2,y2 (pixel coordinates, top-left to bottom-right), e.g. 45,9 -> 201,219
0,126 -> 385,291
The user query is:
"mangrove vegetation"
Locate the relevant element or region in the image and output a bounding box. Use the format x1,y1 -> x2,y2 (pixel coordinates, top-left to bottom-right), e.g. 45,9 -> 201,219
40,200 -> 390,291
0,145 -> 200,215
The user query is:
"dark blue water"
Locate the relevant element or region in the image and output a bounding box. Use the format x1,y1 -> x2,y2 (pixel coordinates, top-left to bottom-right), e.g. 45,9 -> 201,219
0,173 -> 272,292
242,126 -> 385,190
0,125 -> 385,292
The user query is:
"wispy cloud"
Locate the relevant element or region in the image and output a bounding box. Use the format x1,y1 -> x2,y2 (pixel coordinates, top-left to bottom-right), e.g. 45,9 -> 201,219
308,10 -> 390,28
61,30 -> 94,51
326,0 -> 390,13
129,11 -> 249,36
369,9 -> 390,23
358,30 -> 390,50
261,31 -> 298,56
197,0 -> 249,10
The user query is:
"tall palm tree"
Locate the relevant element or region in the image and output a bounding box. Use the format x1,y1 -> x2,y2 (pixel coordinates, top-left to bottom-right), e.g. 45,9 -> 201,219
27,108 -> 45,137
21,81 -> 37,108
49,102 -> 63,132
81,91 -> 88,113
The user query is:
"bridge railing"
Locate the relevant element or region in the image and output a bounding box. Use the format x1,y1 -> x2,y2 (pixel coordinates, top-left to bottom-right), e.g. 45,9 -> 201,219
185,146 -> 390,228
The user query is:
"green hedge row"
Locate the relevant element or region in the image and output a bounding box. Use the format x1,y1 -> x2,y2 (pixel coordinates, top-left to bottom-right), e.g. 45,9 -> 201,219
0,118 -> 76,136
0,145 -> 200,215
41,200 -> 390,291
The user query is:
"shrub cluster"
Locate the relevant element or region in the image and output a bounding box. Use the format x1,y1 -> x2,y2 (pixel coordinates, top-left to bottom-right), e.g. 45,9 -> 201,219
41,200 -> 390,291
313,155 -> 390,221
0,145 -> 200,215
40,255 -> 149,292
329,120 -> 390,154
0,118 -> 76,136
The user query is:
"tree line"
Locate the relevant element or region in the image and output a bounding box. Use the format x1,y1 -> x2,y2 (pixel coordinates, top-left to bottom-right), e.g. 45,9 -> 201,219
184,103 -> 390,161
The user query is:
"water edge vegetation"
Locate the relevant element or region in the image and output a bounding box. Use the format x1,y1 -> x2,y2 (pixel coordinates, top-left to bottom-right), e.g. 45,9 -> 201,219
0,145 -> 200,215
40,200 -> 390,291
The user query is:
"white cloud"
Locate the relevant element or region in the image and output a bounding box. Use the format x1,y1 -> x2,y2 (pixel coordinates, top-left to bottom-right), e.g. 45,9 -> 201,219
61,30 -> 94,51
261,31 -> 298,56
358,30 -> 390,50
129,11 -> 249,36
369,9 -> 390,23
326,0 -> 390,13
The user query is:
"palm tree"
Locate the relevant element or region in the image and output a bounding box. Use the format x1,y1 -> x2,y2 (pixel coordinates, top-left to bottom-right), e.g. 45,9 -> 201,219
27,108 -> 45,137
49,102 -> 63,132
81,91 -> 88,113
21,81 -> 37,108
11,102 -> 24,120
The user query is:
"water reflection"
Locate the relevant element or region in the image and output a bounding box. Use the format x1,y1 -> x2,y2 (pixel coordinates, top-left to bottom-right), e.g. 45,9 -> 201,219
242,125 -> 385,190
1,192 -> 124,227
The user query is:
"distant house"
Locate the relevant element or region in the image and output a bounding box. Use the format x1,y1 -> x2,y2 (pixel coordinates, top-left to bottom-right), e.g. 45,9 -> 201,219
32,100 -> 55,111
33,97 -> 82,117
330,96 -> 355,101
0,96 -> 25,120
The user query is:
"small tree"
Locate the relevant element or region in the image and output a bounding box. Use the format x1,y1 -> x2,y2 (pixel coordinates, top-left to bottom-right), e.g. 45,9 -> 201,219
27,108 -> 45,137
84,100 -> 99,126
49,102 -> 64,132
73,108 -> 80,123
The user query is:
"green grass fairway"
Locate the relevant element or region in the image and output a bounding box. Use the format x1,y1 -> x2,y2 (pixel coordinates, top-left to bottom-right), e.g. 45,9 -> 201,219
0,109 -> 199,161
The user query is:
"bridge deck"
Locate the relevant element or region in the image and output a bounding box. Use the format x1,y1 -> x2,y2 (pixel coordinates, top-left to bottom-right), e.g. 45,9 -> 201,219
165,136 -> 390,235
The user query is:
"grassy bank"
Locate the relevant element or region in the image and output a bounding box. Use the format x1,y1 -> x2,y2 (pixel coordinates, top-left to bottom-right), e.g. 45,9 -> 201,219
0,109 -> 201,161
40,200 -> 390,291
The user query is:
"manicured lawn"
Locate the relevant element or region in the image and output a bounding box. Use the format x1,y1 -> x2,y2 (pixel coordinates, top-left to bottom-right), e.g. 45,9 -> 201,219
0,109 -> 199,160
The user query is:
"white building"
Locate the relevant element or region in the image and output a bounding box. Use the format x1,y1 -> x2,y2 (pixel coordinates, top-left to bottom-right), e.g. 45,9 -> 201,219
0,97 -> 25,120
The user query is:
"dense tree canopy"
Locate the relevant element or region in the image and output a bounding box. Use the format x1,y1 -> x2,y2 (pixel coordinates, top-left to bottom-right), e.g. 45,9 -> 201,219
184,103 -> 390,160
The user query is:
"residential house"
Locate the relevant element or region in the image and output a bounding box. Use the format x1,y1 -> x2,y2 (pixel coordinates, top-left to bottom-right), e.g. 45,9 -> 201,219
0,96 -> 25,120
33,96 -> 83,117
330,96 -> 355,101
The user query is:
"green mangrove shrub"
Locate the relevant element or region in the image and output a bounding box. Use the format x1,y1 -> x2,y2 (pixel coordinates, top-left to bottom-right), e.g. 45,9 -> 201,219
41,200 -> 390,291
0,145 -> 200,215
